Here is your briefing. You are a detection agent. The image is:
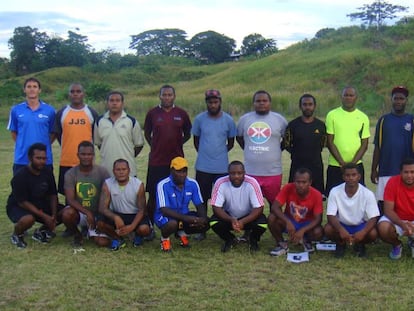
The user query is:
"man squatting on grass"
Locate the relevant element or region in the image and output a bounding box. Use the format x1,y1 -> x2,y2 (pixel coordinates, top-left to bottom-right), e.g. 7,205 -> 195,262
154,157 -> 209,252
377,158 -> 414,260
210,160 -> 267,252
7,143 -> 61,249
97,159 -> 151,251
324,163 -> 379,258
268,167 -> 324,256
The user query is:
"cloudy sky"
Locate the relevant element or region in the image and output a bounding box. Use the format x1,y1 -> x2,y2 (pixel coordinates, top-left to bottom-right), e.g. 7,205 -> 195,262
0,0 -> 412,58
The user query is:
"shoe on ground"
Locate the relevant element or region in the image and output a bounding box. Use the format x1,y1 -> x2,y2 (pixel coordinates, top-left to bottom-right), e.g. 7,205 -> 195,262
179,235 -> 190,248
193,232 -> 206,241
61,228 -> 74,238
133,235 -> 143,247
353,243 -> 367,258
144,228 -> 156,241
334,243 -> 346,258
32,229 -> 49,244
110,238 -> 126,251
11,233 -> 27,249
237,230 -> 250,243
71,235 -> 83,248
270,242 -> 289,256
249,237 -> 259,252
221,238 -> 235,253
408,238 -> 414,258
161,238 -> 172,252
303,241 -> 315,253
389,244 -> 402,260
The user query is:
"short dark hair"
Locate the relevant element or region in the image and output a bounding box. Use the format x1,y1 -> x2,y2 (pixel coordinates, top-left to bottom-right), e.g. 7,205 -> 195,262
253,90 -> 271,103
28,143 -> 46,158
299,93 -> 316,106
106,91 -> 124,102
228,160 -> 245,171
113,158 -> 129,169
342,162 -> 360,174
78,140 -> 94,152
400,158 -> 414,170
294,167 -> 313,181
159,84 -> 175,96
24,77 -> 41,89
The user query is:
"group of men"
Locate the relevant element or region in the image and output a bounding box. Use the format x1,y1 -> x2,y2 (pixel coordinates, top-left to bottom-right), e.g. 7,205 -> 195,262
6,77 -> 414,259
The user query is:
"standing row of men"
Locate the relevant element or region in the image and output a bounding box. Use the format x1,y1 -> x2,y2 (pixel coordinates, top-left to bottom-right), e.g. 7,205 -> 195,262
6,77 -> 414,259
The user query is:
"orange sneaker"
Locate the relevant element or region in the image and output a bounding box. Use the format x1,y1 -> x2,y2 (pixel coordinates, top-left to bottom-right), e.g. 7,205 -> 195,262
180,235 -> 190,248
161,239 -> 171,252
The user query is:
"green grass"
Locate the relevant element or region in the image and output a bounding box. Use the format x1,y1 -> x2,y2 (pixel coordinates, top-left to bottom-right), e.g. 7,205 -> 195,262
1,124 -> 414,311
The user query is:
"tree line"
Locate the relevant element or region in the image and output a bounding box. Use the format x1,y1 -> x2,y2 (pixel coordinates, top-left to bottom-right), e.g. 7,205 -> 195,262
1,27 -> 277,77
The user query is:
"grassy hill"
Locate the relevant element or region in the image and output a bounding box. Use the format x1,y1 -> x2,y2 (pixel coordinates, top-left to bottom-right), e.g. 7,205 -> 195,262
1,22 -> 414,123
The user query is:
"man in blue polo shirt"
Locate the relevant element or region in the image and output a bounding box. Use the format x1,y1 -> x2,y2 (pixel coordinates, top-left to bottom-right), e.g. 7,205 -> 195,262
7,77 -> 55,175
154,157 -> 209,252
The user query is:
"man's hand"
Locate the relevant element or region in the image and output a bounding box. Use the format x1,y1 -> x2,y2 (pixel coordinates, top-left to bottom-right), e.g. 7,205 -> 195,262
232,219 -> 243,232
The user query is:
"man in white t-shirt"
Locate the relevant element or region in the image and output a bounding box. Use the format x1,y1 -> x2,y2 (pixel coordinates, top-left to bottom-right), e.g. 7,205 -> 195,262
210,160 -> 267,252
324,163 -> 379,258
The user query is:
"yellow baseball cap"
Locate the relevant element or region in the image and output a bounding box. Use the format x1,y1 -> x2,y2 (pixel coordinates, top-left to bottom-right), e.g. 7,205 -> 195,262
170,157 -> 188,170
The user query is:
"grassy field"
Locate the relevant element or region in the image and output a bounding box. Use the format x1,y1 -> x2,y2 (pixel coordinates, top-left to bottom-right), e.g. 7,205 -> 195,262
1,120 -> 414,311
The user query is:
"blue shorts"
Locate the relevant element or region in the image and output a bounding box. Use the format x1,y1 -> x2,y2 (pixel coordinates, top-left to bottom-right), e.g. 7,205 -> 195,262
155,211 -> 206,234
340,222 -> 366,234
284,218 -> 311,233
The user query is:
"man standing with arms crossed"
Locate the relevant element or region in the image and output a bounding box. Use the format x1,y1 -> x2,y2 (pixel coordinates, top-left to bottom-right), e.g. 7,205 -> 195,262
144,85 -> 192,239
325,86 -> 370,196
192,89 -> 236,240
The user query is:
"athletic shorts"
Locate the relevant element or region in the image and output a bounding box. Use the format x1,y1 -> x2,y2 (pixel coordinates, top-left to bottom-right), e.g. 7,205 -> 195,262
378,215 -> 414,236
155,211 -> 207,234
250,174 -> 282,204
340,221 -> 367,234
375,176 -> 391,201
283,218 -> 311,233
101,212 -> 150,228
58,166 -> 73,195
7,203 -> 64,224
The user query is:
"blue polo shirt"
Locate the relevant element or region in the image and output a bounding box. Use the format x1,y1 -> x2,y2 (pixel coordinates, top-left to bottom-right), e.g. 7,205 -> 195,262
7,101 -> 55,165
155,175 -> 203,219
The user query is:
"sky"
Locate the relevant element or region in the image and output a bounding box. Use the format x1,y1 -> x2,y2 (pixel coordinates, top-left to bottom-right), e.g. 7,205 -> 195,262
0,0 -> 412,58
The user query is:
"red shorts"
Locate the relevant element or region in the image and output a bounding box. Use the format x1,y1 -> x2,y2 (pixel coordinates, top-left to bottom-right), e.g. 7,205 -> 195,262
250,174 -> 282,204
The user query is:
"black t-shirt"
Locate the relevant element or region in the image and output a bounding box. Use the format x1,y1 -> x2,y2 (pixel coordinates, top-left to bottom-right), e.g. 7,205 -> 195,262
7,166 -> 57,210
284,117 -> 326,165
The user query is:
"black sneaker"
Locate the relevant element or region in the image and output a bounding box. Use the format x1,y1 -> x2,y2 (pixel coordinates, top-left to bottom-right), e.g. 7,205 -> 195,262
32,229 -> 49,244
354,243 -> 367,258
41,229 -> 56,241
334,243 -> 346,258
221,238 -> 235,253
249,237 -> 259,252
11,234 -> 27,249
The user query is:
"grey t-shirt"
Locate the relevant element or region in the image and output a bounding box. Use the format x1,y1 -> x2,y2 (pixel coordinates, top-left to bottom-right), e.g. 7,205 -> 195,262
237,111 -> 287,176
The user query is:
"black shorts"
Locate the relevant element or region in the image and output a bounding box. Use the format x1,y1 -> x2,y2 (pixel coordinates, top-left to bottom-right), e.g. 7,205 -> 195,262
101,212 -> 150,228
146,165 -> 170,196
7,203 -> 64,224
195,170 -> 227,203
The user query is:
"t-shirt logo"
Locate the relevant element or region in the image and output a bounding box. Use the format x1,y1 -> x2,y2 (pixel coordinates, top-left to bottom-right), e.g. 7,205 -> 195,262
289,202 -> 308,222
247,121 -> 271,144
76,182 -> 97,208
404,123 -> 412,131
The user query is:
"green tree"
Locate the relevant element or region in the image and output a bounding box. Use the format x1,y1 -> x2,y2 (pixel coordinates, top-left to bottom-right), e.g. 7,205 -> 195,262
129,28 -> 188,56
347,1 -> 409,30
188,31 -> 236,64
8,26 -> 49,74
241,33 -> 277,57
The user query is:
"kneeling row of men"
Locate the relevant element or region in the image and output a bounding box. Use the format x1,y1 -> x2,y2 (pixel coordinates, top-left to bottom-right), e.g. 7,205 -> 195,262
7,142 -> 414,259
